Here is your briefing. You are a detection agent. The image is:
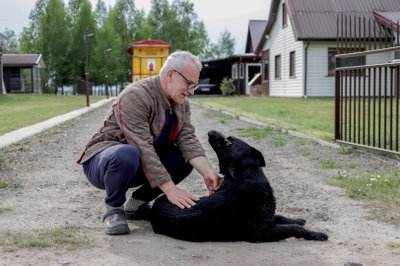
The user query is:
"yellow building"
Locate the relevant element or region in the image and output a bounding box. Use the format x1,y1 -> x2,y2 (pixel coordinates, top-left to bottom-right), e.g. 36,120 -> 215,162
128,40 -> 171,82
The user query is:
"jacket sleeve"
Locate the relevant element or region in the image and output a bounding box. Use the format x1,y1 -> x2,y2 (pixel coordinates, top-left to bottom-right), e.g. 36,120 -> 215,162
114,89 -> 172,188
175,100 -> 206,162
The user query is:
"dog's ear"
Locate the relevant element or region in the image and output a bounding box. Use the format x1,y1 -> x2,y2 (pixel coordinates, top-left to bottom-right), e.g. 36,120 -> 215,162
251,148 -> 266,167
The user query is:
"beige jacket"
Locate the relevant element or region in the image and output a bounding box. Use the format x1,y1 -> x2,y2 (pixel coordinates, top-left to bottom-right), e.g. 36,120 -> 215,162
77,76 -> 205,187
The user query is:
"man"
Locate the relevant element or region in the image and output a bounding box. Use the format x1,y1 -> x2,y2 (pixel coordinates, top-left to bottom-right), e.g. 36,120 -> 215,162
77,51 -> 221,235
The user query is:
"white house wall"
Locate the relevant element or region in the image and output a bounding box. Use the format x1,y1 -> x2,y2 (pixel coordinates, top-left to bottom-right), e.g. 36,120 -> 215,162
306,42 -> 337,97
263,0 -> 304,97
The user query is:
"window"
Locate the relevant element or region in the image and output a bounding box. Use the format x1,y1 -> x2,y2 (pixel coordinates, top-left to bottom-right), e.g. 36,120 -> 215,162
232,64 -> 238,79
275,55 -> 281,79
282,3 -> 287,27
328,48 -> 365,76
289,51 -> 295,77
239,63 -> 244,79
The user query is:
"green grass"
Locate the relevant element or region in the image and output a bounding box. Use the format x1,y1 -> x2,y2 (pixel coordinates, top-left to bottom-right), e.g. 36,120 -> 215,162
0,180 -> 22,189
0,94 -> 105,135
193,97 -> 334,141
319,160 -> 358,169
205,112 -> 235,124
270,136 -> 287,147
0,227 -> 91,252
236,126 -> 273,140
386,242 -> 400,248
330,169 -> 400,207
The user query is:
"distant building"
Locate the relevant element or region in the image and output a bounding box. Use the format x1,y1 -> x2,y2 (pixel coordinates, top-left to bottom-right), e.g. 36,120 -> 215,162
255,0 -> 400,97
2,54 -> 46,93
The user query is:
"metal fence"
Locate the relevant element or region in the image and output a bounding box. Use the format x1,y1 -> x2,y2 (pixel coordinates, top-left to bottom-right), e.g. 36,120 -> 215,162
335,14 -> 400,155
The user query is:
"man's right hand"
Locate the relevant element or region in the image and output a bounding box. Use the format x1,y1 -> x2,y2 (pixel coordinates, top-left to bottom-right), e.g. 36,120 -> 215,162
159,180 -> 199,209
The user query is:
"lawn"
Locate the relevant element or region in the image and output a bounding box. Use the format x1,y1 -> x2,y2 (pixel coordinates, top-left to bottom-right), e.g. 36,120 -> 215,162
192,96 -> 335,141
0,94 -> 105,135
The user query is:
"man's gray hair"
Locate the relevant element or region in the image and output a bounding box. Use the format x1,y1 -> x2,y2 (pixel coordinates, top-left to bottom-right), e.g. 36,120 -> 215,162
160,50 -> 202,75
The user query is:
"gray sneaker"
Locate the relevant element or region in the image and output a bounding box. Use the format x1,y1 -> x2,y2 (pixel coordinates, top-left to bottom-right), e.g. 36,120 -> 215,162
103,209 -> 130,235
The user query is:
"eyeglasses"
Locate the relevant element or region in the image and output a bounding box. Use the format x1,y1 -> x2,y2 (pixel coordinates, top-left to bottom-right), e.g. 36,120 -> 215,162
172,69 -> 199,91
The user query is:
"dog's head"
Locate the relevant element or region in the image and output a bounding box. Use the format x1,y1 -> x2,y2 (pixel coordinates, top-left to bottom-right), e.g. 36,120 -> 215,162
208,130 -> 266,178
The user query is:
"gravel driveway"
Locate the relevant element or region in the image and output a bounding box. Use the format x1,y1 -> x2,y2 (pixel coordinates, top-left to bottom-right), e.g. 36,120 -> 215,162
0,100 -> 399,265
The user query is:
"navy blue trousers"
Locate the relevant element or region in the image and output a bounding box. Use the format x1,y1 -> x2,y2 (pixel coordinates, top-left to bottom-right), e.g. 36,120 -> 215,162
83,144 -> 193,207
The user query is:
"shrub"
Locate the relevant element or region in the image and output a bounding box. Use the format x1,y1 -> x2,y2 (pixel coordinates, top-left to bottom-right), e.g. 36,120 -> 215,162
220,78 -> 235,96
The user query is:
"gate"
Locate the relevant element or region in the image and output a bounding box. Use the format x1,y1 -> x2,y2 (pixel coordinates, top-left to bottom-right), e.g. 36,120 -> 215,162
335,14 -> 400,155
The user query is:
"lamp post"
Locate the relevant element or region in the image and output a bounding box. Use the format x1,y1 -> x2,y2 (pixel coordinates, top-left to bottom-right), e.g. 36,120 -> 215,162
0,42 -> 4,95
84,29 -> 94,107
104,48 -> 111,98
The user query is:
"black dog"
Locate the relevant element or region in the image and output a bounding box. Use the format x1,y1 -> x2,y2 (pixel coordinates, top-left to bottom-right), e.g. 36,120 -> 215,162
150,130 -> 328,242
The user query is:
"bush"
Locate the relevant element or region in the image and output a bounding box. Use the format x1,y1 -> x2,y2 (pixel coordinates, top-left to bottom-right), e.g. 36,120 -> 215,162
220,78 -> 235,96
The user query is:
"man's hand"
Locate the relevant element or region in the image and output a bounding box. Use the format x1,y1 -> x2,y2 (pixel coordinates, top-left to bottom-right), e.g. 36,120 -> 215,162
159,180 -> 199,209
203,170 -> 222,195
189,156 -> 222,195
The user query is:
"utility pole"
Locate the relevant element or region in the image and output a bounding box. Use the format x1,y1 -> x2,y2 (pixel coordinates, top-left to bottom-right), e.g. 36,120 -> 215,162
84,29 -> 94,107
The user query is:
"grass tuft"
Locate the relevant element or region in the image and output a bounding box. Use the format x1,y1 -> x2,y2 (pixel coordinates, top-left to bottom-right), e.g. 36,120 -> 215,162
329,169 -> 400,207
319,160 -> 358,169
0,227 -> 91,252
236,126 -> 273,140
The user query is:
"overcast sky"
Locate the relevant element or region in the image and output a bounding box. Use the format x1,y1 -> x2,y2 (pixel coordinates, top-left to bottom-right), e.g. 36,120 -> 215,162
0,0 -> 270,53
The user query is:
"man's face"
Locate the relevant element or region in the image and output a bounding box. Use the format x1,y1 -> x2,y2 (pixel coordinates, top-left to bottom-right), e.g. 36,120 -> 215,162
166,63 -> 200,104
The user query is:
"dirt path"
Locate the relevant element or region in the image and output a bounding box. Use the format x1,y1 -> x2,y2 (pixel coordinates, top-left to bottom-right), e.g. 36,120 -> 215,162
0,101 -> 399,266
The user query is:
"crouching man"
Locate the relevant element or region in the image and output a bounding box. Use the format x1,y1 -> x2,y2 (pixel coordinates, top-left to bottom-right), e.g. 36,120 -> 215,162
77,51 -> 221,235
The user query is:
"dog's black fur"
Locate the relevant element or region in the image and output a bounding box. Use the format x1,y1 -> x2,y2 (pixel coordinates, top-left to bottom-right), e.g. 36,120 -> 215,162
150,130 -> 328,242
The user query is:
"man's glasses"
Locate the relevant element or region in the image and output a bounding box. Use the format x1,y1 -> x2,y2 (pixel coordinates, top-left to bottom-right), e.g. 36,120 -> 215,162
173,69 -> 199,91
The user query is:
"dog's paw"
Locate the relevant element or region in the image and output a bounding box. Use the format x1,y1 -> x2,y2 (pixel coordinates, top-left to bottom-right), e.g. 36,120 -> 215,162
294,218 -> 306,226
309,231 -> 329,241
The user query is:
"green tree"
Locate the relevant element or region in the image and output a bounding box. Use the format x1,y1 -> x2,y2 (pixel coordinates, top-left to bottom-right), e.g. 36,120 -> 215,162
68,0 -> 96,87
202,29 -> 236,59
94,0 -> 108,28
146,0 -> 208,55
41,0 -> 71,93
19,0 -> 47,53
1,28 -> 20,53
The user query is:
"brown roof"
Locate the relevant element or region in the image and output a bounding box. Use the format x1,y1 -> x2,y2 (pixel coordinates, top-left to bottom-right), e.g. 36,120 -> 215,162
245,20 -> 268,53
2,54 -> 45,68
255,0 -> 400,53
374,11 -> 400,31
287,0 -> 400,40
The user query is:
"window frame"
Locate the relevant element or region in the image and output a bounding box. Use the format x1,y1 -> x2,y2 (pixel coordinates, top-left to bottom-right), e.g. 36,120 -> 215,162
239,63 -> 244,79
289,51 -> 296,78
282,3 -> 288,27
275,54 -> 281,79
231,64 -> 238,79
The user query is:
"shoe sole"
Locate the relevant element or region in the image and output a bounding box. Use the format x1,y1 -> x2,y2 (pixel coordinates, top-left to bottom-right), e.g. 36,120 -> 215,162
105,224 -> 130,235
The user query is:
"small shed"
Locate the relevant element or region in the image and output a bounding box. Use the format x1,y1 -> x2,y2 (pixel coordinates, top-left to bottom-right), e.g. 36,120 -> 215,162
201,54 -> 261,95
127,40 -> 171,82
2,54 -> 46,93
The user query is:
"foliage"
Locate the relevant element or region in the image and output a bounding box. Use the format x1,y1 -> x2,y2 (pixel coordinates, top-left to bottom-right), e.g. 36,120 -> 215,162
41,0 -> 71,91
219,78 -> 236,96
6,0 -> 237,92
1,28 -> 19,53
202,29 -> 236,59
